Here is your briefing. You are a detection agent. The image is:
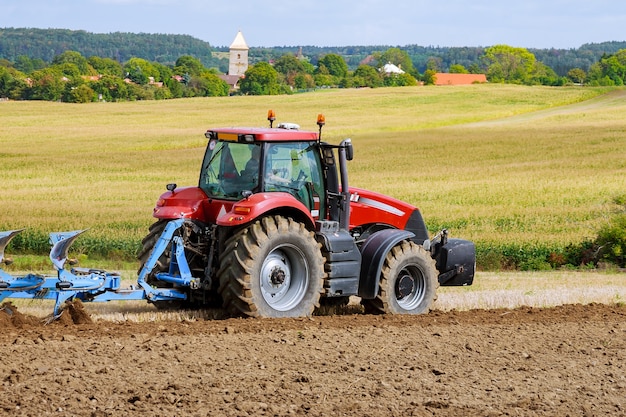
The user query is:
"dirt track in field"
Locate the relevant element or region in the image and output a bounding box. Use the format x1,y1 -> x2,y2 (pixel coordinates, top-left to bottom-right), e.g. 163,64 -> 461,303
1,302 -> 625,416
464,89 -> 626,128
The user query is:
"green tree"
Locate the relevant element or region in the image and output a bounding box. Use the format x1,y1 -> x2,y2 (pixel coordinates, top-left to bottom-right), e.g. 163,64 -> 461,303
52,62 -> 82,80
313,64 -> 333,87
274,54 -> 306,75
353,64 -> 382,87
52,51 -> 95,75
314,72 -> 335,87
27,68 -> 65,101
66,84 -> 95,103
123,58 -> 160,84
14,55 -> 34,73
174,55 -> 205,77
601,49 -> 626,85
468,63 -> 482,74
0,67 -> 27,99
384,72 -> 418,87
317,54 -> 348,78
127,83 -> 155,100
274,54 -> 309,88
426,57 -> 442,72
529,62 -> 565,86
0,66 -> 13,97
126,65 -> 149,85
294,73 -> 315,89
567,68 -> 586,84
422,69 -> 437,85
90,74 -> 129,101
88,56 -> 123,77
580,49 -> 626,86
153,62 -> 174,85
449,64 -> 469,73
196,73 -> 229,96
482,44 -> 537,84
165,77 -> 184,98
239,62 -> 280,95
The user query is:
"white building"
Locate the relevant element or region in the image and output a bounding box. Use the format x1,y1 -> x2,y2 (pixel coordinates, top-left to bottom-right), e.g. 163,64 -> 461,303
228,30 -> 249,76
382,63 -> 405,74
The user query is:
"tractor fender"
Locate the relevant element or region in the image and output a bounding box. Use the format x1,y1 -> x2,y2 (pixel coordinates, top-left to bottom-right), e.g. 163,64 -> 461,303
358,228 -> 415,299
216,192 -> 314,228
152,186 -> 207,221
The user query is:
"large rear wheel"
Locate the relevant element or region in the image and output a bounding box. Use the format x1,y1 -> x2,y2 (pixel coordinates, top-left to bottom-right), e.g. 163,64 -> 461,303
362,240 -> 438,315
217,215 -> 325,318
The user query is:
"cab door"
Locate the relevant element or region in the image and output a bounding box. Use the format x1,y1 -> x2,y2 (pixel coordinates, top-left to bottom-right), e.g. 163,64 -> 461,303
263,141 -> 326,220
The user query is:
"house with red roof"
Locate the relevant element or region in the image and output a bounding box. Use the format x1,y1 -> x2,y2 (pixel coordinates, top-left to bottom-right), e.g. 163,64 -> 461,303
434,73 -> 487,85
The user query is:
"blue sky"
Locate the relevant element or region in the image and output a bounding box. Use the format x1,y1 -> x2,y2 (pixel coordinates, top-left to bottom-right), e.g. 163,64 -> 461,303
1,0 -> 625,49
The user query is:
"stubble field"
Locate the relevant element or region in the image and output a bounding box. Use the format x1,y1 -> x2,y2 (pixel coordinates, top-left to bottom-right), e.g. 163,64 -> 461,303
1,85 -> 626,416
1,84 -> 625,262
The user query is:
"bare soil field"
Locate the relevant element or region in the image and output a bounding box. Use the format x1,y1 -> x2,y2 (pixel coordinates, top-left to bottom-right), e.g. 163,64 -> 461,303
1,301 -> 625,417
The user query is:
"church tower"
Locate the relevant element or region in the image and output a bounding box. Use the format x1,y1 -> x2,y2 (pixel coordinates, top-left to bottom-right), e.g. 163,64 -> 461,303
228,30 -> 249,76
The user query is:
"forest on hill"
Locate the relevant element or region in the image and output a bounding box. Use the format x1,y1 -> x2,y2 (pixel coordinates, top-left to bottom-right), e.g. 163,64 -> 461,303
2,27 -> 626,102
2,27 -> 626,75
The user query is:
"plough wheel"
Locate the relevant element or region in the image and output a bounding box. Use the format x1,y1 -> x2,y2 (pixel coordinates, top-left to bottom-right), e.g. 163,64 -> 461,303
217,215 -> 324,318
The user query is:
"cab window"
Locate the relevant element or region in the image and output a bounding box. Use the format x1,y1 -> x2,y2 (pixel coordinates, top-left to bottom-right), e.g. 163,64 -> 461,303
199,140 -> 260,199
263,142 -> 325,218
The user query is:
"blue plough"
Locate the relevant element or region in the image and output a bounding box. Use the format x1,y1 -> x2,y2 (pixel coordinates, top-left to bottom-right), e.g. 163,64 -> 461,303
0,219 -> 192,319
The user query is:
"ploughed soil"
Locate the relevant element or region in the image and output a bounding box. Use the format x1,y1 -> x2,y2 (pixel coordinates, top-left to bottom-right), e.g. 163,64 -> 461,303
1,302 -> 625,416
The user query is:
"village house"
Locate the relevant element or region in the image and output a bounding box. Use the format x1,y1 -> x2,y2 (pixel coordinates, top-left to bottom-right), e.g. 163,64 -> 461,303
433,73 -> 487,85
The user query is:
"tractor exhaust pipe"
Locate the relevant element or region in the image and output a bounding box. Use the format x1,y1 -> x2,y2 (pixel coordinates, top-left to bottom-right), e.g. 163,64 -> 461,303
337,139 -> 353,230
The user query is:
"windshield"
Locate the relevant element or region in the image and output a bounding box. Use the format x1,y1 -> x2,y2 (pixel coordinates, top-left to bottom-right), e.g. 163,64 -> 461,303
199,140 -> 261,199
263,141 -> 325,217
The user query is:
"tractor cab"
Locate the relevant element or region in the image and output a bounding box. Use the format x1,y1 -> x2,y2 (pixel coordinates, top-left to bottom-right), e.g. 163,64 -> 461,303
199,121 -> 331,222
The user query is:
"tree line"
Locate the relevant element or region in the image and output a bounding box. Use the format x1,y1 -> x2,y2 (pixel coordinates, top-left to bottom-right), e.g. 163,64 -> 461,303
0,28 -> 223,69
0,51 -> 230,102
2,28 -> 626,101
3,28 -> 626,74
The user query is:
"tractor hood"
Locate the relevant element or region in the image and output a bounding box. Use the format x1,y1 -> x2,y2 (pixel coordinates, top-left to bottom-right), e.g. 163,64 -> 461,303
347,186 -> 418,231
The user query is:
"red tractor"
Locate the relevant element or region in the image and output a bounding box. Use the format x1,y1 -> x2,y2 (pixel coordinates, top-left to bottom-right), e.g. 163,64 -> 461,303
137,111 -> 475,318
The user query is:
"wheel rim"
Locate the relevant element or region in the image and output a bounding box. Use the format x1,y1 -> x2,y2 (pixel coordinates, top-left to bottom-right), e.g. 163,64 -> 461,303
260,244 -> 309,311
394,264 -> 426,310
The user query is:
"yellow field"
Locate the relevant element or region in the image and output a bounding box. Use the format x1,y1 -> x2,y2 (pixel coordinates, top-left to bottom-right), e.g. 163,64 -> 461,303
1,84 -> 624,259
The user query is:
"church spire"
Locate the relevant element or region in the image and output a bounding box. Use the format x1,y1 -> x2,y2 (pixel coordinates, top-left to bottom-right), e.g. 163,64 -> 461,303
229,30 -> 249,51
228,31 -> 249,76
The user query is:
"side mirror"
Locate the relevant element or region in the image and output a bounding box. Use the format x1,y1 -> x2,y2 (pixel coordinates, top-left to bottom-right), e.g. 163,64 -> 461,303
340,138 -> 354,161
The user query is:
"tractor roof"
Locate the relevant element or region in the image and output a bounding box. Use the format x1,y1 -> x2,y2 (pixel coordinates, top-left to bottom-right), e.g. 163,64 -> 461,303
205,127 -> 319,143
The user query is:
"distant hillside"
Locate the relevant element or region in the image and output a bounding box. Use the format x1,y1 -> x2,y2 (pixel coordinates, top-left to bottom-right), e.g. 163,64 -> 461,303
532,41 -> 626,75
255,43 -> 626,75
1,28 -> 626,75
0,27 -> 222,68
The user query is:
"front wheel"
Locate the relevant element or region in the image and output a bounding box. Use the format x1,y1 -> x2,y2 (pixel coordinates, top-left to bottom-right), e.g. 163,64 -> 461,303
217,215 -> 325,318
362,240 -> 438,315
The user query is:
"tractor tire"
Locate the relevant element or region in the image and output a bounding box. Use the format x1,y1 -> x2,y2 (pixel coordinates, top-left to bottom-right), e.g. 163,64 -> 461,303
137,219 -> 184,310
217,215 -> 325,318
362,240 -> 438,315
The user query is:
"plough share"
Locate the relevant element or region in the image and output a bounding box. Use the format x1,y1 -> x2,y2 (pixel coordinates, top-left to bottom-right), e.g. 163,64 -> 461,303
0,219 -> 192,319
